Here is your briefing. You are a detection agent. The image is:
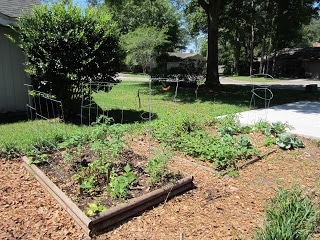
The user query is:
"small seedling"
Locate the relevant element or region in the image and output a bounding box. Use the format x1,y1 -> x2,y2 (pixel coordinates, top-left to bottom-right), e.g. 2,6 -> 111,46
84,203 -> 107,216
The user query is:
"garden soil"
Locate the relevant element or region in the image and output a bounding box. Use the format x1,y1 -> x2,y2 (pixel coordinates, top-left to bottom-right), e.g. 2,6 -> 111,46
1,135 -> 320,240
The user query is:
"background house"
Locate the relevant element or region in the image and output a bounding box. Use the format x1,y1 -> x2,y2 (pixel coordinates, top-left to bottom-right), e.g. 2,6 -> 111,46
166,52 -> 206,70
273,47 -> 320,79
0,0 -> 40,114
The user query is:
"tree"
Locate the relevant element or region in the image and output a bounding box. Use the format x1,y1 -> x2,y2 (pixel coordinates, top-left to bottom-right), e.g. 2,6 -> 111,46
121,26 -> 169,73
187,0 -> 319,80
16,3 -> 124,116
186,0 -> 230,87
104,0 -> 185,52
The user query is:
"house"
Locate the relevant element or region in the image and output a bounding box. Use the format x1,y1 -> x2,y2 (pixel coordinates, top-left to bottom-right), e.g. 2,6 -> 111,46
0,0 -> 40,114
166,52 -> 206,70
273,47 -> 320,79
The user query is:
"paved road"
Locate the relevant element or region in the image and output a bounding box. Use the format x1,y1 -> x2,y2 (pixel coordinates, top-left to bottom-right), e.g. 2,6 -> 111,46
220,76 -> 320,91
119,74 -> 320,91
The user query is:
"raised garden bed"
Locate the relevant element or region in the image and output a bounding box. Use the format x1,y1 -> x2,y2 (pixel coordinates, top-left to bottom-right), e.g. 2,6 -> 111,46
22,155 -> 193,237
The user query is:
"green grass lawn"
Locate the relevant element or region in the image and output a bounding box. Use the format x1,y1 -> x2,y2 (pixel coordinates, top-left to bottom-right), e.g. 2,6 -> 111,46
0,80 -> 318,155
120,72 -> 150,78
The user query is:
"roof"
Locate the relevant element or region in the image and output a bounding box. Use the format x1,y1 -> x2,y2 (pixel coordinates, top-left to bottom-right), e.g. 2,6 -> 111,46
276,47 -> 320,61
0,0 -> 40,26
167,52 -> 205,62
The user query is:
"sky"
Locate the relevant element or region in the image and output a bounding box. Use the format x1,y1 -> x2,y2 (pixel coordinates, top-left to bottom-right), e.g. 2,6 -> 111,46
73,0 -> 88,8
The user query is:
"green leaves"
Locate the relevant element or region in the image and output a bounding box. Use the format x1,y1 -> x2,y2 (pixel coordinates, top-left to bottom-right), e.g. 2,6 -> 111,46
146,149 -> 172,185
106,164 -> 136,199
121,26 -> 170,73
254,187 -> 320,240
276,133 -> 305,150
16,3 -> 124,115
84,203 -> 107,216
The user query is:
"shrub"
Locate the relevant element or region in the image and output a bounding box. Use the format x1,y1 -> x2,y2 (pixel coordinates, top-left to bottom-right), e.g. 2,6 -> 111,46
15,3 -> 124,116
254,187 -> 320,240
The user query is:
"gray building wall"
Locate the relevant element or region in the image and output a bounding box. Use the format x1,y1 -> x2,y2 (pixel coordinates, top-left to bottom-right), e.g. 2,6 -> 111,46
0,25 -> 30,113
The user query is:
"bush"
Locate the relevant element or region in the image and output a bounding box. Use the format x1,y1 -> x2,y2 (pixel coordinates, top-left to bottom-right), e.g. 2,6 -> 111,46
254,187 -> 320,240
16,3 -> 124,116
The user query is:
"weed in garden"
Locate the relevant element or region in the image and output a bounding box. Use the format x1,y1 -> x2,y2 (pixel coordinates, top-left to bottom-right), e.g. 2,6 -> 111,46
254,187 -> 320,240
151,113 -> 257,171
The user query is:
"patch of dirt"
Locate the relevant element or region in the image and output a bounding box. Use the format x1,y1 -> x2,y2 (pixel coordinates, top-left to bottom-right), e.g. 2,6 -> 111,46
1,133 -> 320,240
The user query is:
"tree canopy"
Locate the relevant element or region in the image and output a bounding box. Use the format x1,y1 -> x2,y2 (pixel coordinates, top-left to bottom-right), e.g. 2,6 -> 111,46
186,0 -> 319,83
121,26 -> 169,73
104,0 -> 185,52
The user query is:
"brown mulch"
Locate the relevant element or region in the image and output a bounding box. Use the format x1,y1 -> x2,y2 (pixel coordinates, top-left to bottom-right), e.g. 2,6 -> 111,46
1,135 -> 320,240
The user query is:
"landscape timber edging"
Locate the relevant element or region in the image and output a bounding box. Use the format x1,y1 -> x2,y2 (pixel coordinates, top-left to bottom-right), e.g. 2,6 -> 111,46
22,156 -> 194,237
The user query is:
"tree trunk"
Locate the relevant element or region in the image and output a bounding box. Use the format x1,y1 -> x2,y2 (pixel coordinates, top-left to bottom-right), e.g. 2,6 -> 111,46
199,0 -> 221,88
249,0 -> 255,76
233,31 -> 240,75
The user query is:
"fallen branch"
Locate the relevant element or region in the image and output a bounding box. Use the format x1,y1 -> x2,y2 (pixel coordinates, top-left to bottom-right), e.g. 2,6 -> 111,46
238,148 -> 277,169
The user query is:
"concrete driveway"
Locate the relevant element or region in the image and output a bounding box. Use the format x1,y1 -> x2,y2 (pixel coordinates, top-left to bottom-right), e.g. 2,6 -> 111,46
236,101 -> 320,140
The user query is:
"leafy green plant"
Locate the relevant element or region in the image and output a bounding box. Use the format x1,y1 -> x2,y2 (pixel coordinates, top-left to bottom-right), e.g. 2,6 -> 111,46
263,135 -> 277,147
72,174 -> 95,194
80,176 -> 95,192
84,203 -> 107,216
254,187 -> 320,240
215,115 -> 244,135
276,133 -> 305,150
270,121 -> 293,136
106,164 -> 136,199
258,121 -> 293,136
58,132 -> 89,148
237,136 -> 252,148
16,3 -> 123,115
146,149 -> 173,185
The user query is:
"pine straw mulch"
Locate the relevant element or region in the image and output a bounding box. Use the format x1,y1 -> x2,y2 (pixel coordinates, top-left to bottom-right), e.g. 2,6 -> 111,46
1,134 -> 320,240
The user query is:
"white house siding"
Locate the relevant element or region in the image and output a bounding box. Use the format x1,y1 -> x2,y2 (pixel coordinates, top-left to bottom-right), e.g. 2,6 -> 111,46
0,25 -> 30,113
